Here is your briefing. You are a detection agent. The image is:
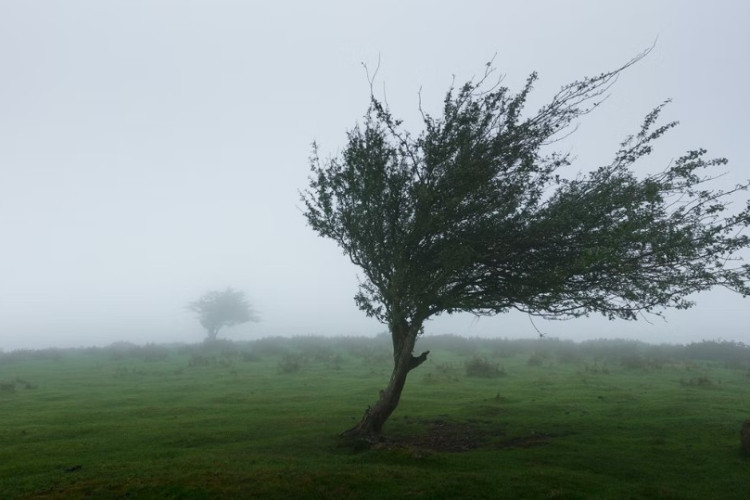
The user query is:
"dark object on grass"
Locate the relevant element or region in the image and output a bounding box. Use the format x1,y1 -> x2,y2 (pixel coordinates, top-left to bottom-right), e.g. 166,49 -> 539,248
465,357 -> 505,378
741,419 -> 750,456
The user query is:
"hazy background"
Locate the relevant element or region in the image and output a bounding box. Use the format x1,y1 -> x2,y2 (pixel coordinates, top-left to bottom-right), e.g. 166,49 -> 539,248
1,0 -> 748,351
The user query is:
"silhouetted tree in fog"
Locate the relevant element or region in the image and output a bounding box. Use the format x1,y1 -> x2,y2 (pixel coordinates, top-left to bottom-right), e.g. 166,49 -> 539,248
301,51 -> 750,442
188,288 -> 257,341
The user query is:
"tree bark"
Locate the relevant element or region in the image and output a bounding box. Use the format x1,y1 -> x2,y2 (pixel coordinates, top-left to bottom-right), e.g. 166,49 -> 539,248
206,327 -> 220,341
341,320 -> 429,442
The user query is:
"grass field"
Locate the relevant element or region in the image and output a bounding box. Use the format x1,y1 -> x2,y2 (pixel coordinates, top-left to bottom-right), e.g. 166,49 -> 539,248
1,335 -> 749,499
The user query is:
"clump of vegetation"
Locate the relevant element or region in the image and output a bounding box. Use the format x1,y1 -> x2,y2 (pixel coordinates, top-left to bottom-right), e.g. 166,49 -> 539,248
424,362 -> 460,383
681,375 -> 715,387
465,357 -> 506,378
188,354 -> 215,367
348,345 -> 390,365
620,355 -> 664,371
106,342 -> 139,360
104,342 -> 171,362
0,376 -> 36,391
527,352 -> 545,367
141,344 -> 170,362
328,353 -> 344,371
241,351 -> 261,362
0,379 -> 16,392
582,362 -> 610,375
277,354 -> 303,374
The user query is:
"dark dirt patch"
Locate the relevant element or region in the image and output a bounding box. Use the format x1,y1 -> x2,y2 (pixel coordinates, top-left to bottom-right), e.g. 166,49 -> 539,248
376,418 -> 565,453
381,419 -> 502,452
408,419 -> 489,452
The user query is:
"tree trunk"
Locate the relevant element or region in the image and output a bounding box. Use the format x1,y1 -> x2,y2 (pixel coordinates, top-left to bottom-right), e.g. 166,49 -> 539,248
342,320 -> 429,442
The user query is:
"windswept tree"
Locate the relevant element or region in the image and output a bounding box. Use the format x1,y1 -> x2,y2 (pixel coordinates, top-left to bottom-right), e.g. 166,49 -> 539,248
302,52 -> 750,441
188,288 -> 257,341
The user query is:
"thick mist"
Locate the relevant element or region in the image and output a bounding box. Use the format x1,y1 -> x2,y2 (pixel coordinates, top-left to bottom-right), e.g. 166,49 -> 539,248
1,1 -> 749,351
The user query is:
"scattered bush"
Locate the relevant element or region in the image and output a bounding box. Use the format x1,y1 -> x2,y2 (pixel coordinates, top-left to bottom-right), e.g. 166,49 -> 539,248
251,337 -> 289,357
188,354 -> 215,367
527,352 -> 545,367
465,357 -> 506,378
349,346 -> 390,365
582,362 -> 610,375
0,377 -> 37,391
328,353 -> 344,370
141,344 -> 169,362
424,362 -> 460,383
15,377 -> 37,389
681,375 -> 714,387
278,354 -> 303,374
242,351 -> 261,362
106,342 -> 139,360
620,355 -> 664,371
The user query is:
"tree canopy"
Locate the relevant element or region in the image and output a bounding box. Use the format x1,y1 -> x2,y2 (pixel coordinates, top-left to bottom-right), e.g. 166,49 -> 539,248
302,52 -> 750,439
188,288 -> 257,341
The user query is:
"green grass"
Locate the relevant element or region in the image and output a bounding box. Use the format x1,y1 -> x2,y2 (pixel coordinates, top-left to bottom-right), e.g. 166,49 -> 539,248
1,338 -> 749,499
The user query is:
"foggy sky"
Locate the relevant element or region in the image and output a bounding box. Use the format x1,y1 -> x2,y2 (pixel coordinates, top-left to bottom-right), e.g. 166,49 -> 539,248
1,1 -> 749,351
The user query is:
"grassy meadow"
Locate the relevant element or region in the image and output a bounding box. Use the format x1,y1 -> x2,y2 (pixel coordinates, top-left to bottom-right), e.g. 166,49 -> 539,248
1,335 -> 749,499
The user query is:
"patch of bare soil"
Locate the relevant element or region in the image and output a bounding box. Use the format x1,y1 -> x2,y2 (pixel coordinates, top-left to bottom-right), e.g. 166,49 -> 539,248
379,418 -> 561,453
380,419 -> 493,452
407,419 -> 486,452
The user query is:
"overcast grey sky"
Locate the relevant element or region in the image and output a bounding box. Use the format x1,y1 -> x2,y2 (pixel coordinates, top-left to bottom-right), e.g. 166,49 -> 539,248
1,1 -> 748,350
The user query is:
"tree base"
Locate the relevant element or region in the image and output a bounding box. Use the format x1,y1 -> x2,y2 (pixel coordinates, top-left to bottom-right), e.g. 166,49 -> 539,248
338,428 -> 381,451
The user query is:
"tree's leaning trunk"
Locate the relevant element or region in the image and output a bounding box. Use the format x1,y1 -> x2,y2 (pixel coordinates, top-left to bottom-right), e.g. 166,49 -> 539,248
342,320 -> 429,442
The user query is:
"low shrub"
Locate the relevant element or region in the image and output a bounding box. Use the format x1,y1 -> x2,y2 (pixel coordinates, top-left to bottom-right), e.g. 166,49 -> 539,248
278,354 -> 303,374
141,344 -> 169,362
680,375 -> 714,387
188,354 -> 215,367
582,362 -> 610,375
424,362 -> 460,383
527,352 -> 545,367
620,355 -> 663,371
0,377 -> 37,391
242,351 -> 261,362
328,353 -> 344,370
465,357 -> 506,378
0,379 -> 16,392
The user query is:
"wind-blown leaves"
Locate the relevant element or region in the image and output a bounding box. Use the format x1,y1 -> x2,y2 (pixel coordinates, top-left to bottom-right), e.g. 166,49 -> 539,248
302,52 -> 750,330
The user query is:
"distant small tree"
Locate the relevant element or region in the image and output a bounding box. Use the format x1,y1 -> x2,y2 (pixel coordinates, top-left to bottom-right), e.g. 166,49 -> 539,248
302,51 -> 750,441
188,288 -> 257,341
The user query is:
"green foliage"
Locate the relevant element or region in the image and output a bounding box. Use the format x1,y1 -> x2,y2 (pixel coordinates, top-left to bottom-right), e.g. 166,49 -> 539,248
302,53 -> 750,333
526,352 -> 546,366
681,375 -> 715,387
423,362 -> 460,383
465,356 -> 506,378
187,287 -> 258,340
277,353 -> 304,374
